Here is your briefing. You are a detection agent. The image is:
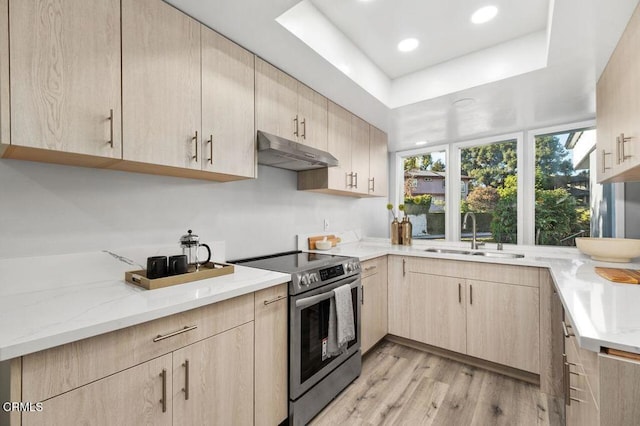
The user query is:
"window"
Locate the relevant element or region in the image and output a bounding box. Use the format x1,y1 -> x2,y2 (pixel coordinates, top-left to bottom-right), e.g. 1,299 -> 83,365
533,128 -> 605,246
401,150 -> 446,239
460,139 -> 518,244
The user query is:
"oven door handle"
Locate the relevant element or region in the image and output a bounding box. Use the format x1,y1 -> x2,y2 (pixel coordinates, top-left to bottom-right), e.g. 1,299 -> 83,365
295,277 -> 360,310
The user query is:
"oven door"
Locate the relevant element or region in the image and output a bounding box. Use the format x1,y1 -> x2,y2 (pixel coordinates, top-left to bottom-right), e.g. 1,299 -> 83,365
289,275 -> 361,400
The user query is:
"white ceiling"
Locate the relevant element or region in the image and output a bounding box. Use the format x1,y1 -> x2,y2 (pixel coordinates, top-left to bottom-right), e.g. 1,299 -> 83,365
166,0 -> 639,152
310,0 -> 549,79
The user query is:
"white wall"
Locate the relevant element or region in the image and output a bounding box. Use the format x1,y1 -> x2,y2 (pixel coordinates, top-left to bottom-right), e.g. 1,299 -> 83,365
0,160 -> 388,260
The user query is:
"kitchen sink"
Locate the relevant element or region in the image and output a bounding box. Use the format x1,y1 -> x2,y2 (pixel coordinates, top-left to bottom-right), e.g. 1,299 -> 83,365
425,248 -> 525,259
471,251 -> 525,259
424,248 -> 472,255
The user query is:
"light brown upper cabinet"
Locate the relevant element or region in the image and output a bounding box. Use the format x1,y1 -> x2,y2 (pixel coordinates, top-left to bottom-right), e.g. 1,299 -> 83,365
255,58 -> 328,151
201,26 -> 255,179
597,1 -> 640,182
299,101 -> 387,197
122,0 -> 201,170
369,125 -> 389,197
7,0 -> 121,159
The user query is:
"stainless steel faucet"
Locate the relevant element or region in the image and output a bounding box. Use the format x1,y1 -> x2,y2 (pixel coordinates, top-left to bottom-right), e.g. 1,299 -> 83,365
463,212 -> 484,250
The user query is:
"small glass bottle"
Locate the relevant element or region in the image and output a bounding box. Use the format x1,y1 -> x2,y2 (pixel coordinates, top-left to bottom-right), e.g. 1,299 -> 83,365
391,218 -> 400,244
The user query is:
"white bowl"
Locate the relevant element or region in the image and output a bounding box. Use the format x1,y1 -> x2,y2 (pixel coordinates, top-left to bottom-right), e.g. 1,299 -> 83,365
576,237 -> 640,263
315,240 -> 332,250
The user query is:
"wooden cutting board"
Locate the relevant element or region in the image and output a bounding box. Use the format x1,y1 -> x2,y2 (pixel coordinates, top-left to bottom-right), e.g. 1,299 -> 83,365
308,235 -> 341,250
595,267 -> 640,284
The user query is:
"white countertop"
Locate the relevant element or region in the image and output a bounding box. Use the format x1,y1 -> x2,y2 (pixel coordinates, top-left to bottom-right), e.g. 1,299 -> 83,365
314,238 -> 640,355
0,250 -> 290,361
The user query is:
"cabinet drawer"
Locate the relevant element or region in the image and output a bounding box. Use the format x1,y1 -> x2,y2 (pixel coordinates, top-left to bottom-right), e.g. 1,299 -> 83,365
22,293 -> 254,402
408,257 -> 540,287
361,256 -> 386,279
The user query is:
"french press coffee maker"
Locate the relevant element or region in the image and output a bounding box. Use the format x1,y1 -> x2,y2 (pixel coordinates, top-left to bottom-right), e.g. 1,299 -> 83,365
179,230 -> 211,271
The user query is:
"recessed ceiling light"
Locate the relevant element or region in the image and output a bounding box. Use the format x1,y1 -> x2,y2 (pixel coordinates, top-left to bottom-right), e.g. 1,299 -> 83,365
397,38 -> 419,53
471,5 -> 498,24
415,141 -> 428,146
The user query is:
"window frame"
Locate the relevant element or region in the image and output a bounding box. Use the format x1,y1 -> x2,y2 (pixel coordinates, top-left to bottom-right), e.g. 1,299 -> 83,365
392,120 -> 625,245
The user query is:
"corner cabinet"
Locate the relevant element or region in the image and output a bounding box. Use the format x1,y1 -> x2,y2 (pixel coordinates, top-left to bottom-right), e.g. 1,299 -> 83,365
298,101 -> 388,197
6,0 -> 122,161
388,256 -> 541,374
9,287 -> 289,426
361,256 -> 388,354
596,1 -> 640,183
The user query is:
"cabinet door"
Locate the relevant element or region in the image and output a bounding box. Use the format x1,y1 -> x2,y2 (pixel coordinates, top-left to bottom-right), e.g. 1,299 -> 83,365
173,322 -> 254,426
326,101 -> 352,191
122,0 -> 201,169
361,257 -> 388,354
1,0 -> 10,146
368,126 -> 388,197
297,83 -> 328,151
22,354 -> 173,426
466,279 -> 540,373
201,26 -> 255,178
596,70 -> 616,181
255,58 -> 298,141
254,284 -> 288,426
350,114 -> 370,195
9,0 -> 121,158
387,256 -> 410,339
407,272 -> 467,353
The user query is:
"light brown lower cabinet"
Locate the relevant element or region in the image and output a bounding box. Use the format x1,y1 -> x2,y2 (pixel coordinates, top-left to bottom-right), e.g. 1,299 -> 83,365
387,256 -> 541,374
361,256 -> 388,354
10,288 -> 289,426
563,312 -> 640,426
23,354 -> 174,426
254,284 -> 288,426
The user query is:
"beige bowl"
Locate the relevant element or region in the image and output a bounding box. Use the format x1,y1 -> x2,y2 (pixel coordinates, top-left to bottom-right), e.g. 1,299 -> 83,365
576,237 -> 640,263
315,240 -> 332,250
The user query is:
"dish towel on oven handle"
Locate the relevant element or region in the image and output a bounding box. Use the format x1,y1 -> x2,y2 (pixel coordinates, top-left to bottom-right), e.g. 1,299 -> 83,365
327,284 -> 356,357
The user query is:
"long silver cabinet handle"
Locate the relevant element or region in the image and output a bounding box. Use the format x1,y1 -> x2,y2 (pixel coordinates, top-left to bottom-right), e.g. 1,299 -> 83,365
160,369 -> 167,413
620,133 -> 633,161
364,265 -> 377,272
293,115 -> 299,137
264,295 -> 287,306
602,150 -> 612,173
402,259 -> 406,277
107,109 -> 114,148
153,325 -> 198,342
458,283 -> 462,304
208,134 -> 213,165
182,359 -> 190,400
301,118 -> 306,139
192,131 -> 198,161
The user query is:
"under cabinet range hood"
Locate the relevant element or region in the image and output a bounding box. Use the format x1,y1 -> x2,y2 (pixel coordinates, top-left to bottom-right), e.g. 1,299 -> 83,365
256,131 -> 338,171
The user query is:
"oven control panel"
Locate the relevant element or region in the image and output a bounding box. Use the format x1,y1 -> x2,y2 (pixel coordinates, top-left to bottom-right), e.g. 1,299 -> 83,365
319,265 -> 344,281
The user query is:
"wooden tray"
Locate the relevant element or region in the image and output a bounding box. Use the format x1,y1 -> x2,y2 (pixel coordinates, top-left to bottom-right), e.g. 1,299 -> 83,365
595,267 -> 640,284
125,262 -> 234,290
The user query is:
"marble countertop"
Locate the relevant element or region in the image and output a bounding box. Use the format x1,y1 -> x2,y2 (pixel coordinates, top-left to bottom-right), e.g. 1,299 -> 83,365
0,250 -> 290,361
314,238 -> 640,355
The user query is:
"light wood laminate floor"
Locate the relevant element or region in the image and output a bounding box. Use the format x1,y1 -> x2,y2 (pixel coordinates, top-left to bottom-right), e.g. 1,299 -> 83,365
310,340 -> 564,426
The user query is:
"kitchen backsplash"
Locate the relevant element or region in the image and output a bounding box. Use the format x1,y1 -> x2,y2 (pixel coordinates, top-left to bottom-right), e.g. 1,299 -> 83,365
0,160 -> 387,260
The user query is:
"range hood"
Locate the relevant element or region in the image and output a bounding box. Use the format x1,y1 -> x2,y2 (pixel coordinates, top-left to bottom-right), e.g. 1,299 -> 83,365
257,131 -> 338,171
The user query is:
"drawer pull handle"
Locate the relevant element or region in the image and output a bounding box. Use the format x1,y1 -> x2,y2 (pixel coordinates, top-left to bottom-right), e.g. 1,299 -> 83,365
264,295 -> 287,306
160,368 -> 167,413
182,359 -> 190,400
153,325 -> 198,342
208,134 -> 213,165
562,321 -> 575,338
569,386 -> 584,392
364,265 -> 377,272
569,397 -> 586,403
458,283 -> 462,304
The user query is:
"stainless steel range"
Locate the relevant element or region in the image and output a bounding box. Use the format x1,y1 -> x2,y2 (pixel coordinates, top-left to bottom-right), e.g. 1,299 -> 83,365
234,251 -> 362,426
